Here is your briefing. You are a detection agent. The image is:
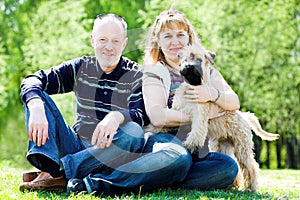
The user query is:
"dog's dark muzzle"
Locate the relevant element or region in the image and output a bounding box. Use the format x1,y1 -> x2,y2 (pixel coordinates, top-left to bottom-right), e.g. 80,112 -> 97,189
180,65 -> 203,86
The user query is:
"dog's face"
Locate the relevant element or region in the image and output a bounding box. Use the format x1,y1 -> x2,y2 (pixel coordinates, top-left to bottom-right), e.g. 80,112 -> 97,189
178,45 -> 215,85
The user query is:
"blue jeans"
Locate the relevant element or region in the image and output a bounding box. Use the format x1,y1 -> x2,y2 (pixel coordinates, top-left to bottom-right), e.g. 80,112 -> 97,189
24,93 -> 192,195
168,125 -> 238,190
24,92 -> 144,179
82,134 -> 237,195
83,132 -> 192,195
175,152 -> 238,190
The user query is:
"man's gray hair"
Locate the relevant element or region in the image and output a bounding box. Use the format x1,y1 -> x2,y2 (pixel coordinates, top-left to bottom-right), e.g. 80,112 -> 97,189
92,14 -> 127,37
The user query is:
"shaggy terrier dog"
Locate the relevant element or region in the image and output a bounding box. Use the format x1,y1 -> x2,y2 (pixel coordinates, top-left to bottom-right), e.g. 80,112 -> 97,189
172,44 -> 280,191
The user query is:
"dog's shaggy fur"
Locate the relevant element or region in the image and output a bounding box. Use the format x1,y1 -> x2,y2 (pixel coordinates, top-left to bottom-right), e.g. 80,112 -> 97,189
172,44 -> 280,191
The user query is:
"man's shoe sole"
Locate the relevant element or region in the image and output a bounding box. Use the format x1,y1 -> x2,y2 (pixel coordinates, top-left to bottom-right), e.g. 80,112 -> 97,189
19,176 -> 66,192
22,171 -> 41,182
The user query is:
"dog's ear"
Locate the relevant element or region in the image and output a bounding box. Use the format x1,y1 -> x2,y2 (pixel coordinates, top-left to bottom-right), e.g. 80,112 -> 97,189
205,50 -> 216,65
207,50 -> 216,61
178,50 -> 184,59
190,52 -> 196,60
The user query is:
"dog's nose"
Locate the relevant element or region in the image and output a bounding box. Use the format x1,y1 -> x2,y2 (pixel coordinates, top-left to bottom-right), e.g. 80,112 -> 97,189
180,65 -> 194,76
186,65 -> 194,70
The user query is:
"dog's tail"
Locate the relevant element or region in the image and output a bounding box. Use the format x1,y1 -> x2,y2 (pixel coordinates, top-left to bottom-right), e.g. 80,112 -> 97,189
240,111 -> 280,141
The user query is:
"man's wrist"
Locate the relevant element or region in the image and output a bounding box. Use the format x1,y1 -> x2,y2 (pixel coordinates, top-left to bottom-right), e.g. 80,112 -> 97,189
27,98 -> 44,110
109,111 -> 125,125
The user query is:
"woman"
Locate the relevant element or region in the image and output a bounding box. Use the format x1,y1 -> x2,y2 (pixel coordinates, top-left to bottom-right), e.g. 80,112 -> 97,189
143,7 -> 240,190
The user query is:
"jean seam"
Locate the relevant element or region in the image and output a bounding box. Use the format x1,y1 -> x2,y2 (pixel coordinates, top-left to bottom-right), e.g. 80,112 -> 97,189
83,177 -> 93,193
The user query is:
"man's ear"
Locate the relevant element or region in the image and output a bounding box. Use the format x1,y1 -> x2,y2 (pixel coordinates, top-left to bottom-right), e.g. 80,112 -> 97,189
90,34 -> 95,47
122,37 -> 128,50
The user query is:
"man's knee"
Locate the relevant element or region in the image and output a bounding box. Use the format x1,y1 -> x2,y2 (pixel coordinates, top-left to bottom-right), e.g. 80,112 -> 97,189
119,121 -> 144,139
117,122 -> 145,151
153,142 -> 191,180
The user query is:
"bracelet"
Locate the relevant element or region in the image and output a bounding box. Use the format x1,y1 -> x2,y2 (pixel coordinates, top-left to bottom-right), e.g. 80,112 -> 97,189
211,89 -> 220,104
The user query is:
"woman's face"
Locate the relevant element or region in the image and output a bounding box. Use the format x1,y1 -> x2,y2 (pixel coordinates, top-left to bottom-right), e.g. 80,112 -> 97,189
158,24 -> 189,64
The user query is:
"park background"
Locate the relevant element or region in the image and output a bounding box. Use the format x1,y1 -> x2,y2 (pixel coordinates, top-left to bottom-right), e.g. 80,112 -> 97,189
0,0 -> 299,173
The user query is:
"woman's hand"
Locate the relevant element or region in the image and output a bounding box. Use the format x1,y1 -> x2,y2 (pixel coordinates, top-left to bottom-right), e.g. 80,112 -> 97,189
184,84 -> 218,103
27,98 -> 49,147
91,111 -> 124,149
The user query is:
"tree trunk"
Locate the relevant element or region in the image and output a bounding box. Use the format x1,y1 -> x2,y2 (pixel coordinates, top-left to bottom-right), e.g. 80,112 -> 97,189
297,124 -> 300,169
276,136 -> 282,168
286,136 -> 296,169
266,141 -> 270,168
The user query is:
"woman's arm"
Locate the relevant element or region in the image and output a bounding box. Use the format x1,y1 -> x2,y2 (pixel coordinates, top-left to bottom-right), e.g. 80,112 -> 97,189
185,67 -> 240,110
209,68 -> 240,110
143,75 -> 190,128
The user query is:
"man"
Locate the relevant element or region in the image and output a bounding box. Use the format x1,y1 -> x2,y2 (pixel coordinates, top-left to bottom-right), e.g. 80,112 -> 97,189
20,14 -> 191,196
19,13 -> 149,191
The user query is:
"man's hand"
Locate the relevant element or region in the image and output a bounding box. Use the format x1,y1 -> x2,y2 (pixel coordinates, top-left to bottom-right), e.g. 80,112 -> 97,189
91,111 -> 124,149
27,98 -> 49,146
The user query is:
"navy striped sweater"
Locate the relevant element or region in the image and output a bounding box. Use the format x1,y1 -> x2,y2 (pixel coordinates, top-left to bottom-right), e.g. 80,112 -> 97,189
20,56 -> 150,139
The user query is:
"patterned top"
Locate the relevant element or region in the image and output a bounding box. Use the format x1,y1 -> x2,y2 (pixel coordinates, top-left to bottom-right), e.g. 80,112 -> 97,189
20,56 -> 150,139
168,71 -> 184,108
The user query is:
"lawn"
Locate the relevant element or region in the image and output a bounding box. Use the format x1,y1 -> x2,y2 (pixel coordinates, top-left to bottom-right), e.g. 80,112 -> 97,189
0,160 -> 299,200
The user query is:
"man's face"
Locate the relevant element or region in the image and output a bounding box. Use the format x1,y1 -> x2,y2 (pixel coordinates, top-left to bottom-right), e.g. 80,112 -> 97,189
91,20 -> 128,73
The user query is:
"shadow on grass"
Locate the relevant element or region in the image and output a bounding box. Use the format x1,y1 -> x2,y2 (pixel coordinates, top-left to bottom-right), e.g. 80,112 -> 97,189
140,188 -> 276,200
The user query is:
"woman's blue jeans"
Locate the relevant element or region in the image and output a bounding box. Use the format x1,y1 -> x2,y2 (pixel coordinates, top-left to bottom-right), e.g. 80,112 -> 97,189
176,152 -> 238,190
24,92 -> 145,179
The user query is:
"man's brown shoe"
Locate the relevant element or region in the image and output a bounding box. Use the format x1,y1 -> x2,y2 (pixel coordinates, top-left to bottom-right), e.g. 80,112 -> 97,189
19,172 -> 66,192
22,170 -> 41,182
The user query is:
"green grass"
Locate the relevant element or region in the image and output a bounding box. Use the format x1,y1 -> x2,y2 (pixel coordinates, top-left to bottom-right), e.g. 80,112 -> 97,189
0,161 -> 299,200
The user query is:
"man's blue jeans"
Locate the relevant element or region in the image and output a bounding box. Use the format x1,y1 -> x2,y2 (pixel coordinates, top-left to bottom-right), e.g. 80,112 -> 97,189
24,92 -> 145,179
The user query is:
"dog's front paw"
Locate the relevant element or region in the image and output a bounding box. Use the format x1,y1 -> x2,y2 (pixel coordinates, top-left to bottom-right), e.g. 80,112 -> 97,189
183,141 -> 197,153
184,132 -> 205,153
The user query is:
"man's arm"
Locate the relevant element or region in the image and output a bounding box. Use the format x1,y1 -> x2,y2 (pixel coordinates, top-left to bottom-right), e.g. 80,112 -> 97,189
20,57 -> 83,145
119,70 -> 150,127
20,58 -> 83,104
26,98 -> 48,146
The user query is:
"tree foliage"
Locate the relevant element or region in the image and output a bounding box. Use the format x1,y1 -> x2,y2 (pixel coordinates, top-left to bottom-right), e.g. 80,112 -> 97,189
0,0 -> 40,127
22,0 -> 91,71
